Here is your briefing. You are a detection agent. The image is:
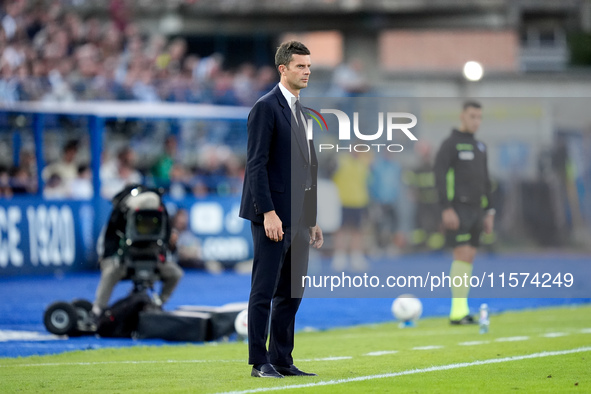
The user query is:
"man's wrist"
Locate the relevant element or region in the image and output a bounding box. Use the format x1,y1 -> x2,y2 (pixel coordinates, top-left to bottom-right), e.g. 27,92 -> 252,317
263,210 -> 276,218
486,208 -> 496,216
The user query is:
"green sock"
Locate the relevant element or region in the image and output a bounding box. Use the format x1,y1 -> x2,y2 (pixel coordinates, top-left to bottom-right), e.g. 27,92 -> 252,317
449,260 -> 473,320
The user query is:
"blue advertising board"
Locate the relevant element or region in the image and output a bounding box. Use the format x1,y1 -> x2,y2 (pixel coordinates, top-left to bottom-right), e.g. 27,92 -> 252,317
164,196 -> 253,263
0,196 -> 252,276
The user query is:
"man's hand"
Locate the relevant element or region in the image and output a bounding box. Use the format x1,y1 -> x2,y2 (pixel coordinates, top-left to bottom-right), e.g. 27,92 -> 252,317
309,225 -> 324,249
483,212 -> 495,234
264,210 -> 283,242
442,208 -> 460,230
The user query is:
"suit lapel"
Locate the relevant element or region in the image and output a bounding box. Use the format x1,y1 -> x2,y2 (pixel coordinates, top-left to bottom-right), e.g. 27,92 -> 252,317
273,85 -> 292,126
274,86 -> 309,163
309,139 -> 317,165
293,111 -> 310,163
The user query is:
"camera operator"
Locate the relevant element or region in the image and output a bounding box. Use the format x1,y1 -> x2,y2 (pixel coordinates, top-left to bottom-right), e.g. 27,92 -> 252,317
90,185 -> 184,320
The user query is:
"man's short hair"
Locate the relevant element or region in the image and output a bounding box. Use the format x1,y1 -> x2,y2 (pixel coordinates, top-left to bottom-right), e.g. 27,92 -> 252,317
463,100 -> 482,110
64,140 -> 79,153
275,41 -> 310,71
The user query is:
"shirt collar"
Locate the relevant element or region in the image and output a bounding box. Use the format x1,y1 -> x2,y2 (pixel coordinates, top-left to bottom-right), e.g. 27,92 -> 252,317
278,82 -> 298,108
453,128 -> 475,139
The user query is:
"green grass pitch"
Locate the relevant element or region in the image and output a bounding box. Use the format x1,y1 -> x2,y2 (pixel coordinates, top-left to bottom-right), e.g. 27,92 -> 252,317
1,305 -> 590,393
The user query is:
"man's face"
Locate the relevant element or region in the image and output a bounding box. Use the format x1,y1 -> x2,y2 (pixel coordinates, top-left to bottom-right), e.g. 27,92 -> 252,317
64,148 -> 77,162
280,54 -> 311,92
175,211 -> 188,231
460,106 -> 482,134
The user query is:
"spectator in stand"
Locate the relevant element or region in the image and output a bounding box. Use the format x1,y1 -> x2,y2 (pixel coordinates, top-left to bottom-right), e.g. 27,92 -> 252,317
190,173 -> 209,198
0,1 -> 321,105
233,63 -> 257,106
224,153 -> 246,195
181,54 -> 203,102
21,60 -> 49,101
404,141 -> 444,251
368,154 -> 404,255
171,208 -> 204,269
195,145 -> 230,194
255,65 -> 277,96
2,37 -> 26,70
100,23 -> 124,59
163,65 -> 193,102
18,149 -> 38,192
100,146 -> 143,199
1,0 -> 25,41
168,163 -> 192,200
151,135 -> 177,188
44,68 -> 75,103
170,208 -> 224,272
194,53 -> 223,87
84,17 -> 103,46
131,66 -> 159,102
11,166 -> 35,195
0,167 -> 13,198
69,164 -> 93,199
42,139 -> 80,189
146,34 -> 167,64
91,55 -> 126,100
331,151 -> 373,272
109,0 -> 130,33
330,59 -> 370,97
0,65 -> 19,103
212,70 -> 238,105
157,37 -> 187,73
43,172 -> 69,199
63,12 -> 86,47
71,43 -> 101,100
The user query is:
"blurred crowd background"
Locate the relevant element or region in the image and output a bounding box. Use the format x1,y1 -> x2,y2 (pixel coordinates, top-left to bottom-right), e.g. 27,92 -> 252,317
1,0 -> 591,266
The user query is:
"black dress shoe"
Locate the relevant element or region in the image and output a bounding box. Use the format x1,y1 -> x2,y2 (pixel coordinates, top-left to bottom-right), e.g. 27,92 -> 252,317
450,315 -> 477,325
251,363 -> 284,378
273,364 -> 317,376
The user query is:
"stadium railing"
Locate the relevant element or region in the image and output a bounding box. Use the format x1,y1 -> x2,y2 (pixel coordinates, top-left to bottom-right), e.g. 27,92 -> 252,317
0,101 -> 253,276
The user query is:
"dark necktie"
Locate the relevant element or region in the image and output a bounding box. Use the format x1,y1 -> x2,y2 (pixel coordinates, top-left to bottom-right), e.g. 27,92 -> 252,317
294,99 -> 305,130
294,98 -> 310,161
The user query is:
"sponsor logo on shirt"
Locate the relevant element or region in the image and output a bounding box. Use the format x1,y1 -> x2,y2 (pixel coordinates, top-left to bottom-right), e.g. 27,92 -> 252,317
459,151 -> 475,160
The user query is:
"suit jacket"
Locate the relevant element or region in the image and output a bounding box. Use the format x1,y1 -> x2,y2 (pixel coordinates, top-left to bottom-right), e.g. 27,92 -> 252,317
239,84 -> 318,228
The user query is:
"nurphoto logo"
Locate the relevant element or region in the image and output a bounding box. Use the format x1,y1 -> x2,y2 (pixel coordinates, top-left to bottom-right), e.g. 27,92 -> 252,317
304,108 -> 418,153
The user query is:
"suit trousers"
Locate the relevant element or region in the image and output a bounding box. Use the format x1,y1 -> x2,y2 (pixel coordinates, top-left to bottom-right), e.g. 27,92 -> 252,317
248,220 -> 310,366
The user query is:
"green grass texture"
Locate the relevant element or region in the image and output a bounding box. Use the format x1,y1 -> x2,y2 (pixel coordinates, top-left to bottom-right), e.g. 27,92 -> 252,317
1,305 -> 590,393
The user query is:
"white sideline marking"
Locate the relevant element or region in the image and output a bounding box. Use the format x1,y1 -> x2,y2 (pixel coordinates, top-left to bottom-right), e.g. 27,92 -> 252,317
217,347 -> 591,394
364,351 -> 398,356
412,345 -> 443,350
458,341 -> 489,346
580,328 -> 591,334
299,356 -> 352,362
495,336 -> 529,342
541,332 -> 568,338
0,330 -> 64,342
0,359 -> 245,368
1,356 -> 354,369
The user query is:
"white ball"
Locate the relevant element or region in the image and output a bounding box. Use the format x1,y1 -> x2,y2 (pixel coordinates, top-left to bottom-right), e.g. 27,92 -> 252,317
391,294 -> 422,321
234,309 -> 248,336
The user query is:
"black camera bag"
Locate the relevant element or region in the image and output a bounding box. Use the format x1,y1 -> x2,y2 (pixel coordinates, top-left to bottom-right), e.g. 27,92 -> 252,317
96,292 -> 152,338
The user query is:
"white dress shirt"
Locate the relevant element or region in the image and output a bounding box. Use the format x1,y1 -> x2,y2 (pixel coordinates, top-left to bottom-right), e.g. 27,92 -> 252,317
277,82 -> 310,160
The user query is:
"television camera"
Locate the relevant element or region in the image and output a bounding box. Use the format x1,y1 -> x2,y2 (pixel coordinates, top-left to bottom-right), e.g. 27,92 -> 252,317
43,186 -> 169,336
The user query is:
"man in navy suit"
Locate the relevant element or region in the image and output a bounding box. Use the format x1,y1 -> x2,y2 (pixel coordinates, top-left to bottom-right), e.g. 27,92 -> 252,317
239,41 -> 324,378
